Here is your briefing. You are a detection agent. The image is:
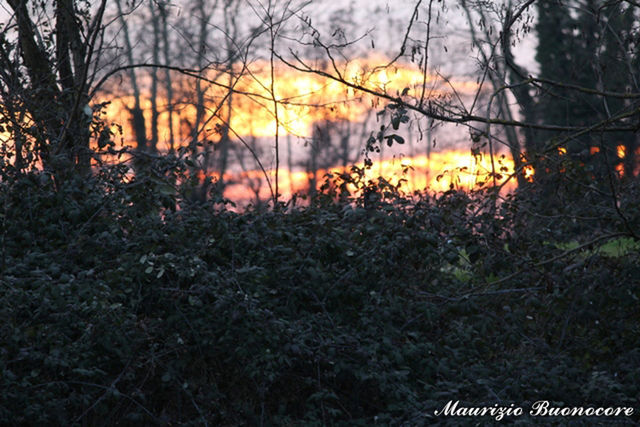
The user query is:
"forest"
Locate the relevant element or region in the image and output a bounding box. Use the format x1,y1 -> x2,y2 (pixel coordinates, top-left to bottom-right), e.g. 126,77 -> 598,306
1,0 -> 639,424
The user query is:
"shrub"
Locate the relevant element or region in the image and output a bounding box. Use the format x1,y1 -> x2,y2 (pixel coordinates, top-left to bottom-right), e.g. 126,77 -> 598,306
1,167 -> 639,424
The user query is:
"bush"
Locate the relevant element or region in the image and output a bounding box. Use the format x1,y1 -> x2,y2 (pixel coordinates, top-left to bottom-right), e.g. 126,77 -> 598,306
1,167 -> 639,425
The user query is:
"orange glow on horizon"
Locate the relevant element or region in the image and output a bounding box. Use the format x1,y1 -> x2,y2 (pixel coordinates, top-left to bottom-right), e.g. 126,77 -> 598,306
220,150 -> 518,203
95,56 -> 498,203
100,56 -> 480,145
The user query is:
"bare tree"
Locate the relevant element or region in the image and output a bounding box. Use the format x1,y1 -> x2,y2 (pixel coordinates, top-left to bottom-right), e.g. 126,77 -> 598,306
158,0 -> 176,153
0,0 -> 108,182
114,0 -> 148,165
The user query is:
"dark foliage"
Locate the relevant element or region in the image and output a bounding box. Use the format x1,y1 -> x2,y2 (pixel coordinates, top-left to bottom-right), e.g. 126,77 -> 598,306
1,164 -> 639,425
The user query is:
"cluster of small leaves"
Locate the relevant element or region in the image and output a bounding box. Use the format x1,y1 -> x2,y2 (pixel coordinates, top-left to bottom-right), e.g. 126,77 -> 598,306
1,162 -> 639,425
365,103 -> 409,156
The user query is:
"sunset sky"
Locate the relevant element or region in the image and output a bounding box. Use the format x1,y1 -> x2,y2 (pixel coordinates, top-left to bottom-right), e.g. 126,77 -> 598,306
1,0 -> 540,202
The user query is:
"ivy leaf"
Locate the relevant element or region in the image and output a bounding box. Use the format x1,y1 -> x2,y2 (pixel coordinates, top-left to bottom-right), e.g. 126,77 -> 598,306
385,136 -> 394,147
391,116 -> 401,130
393,135 -> 405,144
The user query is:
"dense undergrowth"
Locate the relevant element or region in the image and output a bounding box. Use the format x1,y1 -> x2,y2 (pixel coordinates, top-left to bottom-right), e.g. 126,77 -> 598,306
1,165 -> 639,425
